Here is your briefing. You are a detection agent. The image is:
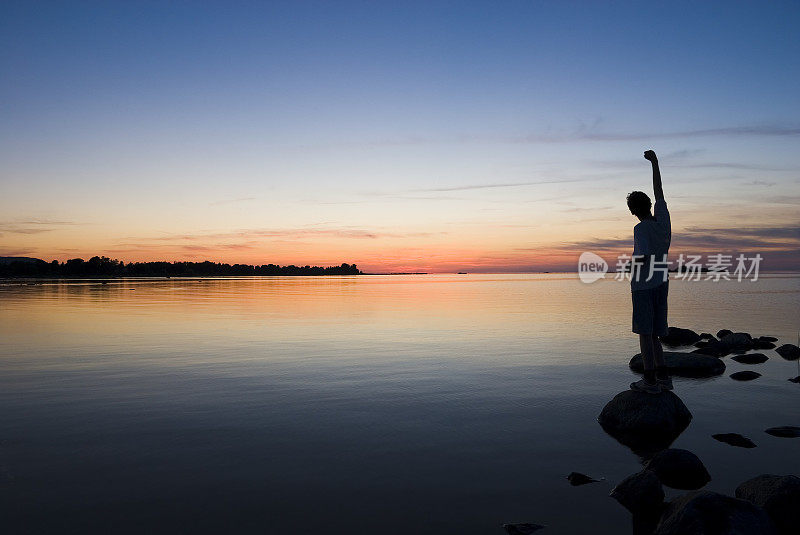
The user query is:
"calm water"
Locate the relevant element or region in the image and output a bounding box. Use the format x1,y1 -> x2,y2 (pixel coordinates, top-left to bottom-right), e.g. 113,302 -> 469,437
1,274 -> 798,534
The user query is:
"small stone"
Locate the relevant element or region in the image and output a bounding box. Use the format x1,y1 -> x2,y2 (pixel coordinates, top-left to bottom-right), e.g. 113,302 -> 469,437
503,522 -> 546,534
712,433 -> 757,448
720,332 -> 754,350
731,371 -> 761,381
764,426 -> 800,438
758,336 -> 778,342
567,472 -> 602,486
775,344 -> 800,361
691,341 -> 731,357
788,376 -> 800,383
659,327 -> 701,346
732,353 -> 769,364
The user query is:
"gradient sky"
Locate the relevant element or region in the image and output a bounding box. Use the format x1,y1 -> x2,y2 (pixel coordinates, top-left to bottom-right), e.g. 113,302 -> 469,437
2,1 -> 799,272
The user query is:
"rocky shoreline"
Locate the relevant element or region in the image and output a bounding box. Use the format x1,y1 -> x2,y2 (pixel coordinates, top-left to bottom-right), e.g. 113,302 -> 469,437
504,327 -> 800,534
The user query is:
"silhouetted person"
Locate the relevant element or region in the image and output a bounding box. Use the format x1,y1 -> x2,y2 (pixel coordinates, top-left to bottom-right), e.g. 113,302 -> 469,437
628,150 -> 672,394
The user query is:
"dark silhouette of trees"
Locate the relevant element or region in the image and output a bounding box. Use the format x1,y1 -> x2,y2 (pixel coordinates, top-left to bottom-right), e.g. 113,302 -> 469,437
0,256 -> 361,278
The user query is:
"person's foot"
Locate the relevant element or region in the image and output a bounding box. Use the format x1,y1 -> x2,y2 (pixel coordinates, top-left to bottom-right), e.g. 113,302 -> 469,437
630,378 -> 661,394
657,376 -> 674,390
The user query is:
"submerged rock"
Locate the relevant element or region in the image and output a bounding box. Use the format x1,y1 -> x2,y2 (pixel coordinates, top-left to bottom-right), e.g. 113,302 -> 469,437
732,353 -> 769,364
567,472 -> 602,486
645,448 -> 711,490
789,376 -> 800,383
654,491 -> 777,535
775,344 -> 800,361
598,390 -> 692,457
659,327 -> 701,346
712,433 -> 757,448
502,522 -> 545,534
736,475 -> 800,535
731,370 -> 762,381
630,351 -> 725,378
610,470 -> 664,514
764,426 -> 800,438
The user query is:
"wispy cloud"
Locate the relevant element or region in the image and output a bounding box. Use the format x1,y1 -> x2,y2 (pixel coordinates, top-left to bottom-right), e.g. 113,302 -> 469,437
0,219 -> 76,235
555,224 -> 800,254
209,197 -> 256,206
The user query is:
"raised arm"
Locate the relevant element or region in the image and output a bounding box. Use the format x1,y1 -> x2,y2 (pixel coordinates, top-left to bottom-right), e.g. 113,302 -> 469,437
644,150 -> 663,200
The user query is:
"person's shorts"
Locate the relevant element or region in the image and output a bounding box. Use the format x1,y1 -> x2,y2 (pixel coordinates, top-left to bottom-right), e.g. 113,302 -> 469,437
632,281 -> 669,335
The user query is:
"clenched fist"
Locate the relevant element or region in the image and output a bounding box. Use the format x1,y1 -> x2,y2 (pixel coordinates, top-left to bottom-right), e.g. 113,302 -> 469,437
644,150 -> 658,162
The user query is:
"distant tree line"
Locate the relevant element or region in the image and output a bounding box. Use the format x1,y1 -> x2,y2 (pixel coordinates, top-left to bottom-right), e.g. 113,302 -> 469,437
0,256 -> 361,278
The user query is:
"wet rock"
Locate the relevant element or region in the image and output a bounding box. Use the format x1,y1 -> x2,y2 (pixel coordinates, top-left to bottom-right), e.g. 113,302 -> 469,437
691,342 -> 731,358
699,332 -> 716,340
731,371 -> 761,381
716,329 -> 733,339
610,470 -> 664,513
630,351 -> 725,378
720,332 -> 754,350
654,491 -> 777,535
645,448 -> 711,490
764,426 -> 800,438
789,376 -> 800,383
736,475 -> 800,535
758,336 -> 778,342
775,344 -> 800,361
502,522 -> 545,534
659,327 -> 701,346
712,433 -> 757,448
598,390 -> 692,457
732,353 -> 769,364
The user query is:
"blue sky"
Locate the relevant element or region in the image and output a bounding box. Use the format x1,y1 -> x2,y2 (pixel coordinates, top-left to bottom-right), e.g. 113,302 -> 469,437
2,1 -> 799,271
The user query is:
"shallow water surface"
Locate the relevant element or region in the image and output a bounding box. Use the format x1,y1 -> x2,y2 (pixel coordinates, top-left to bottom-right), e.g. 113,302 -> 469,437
1,274 -> 798,533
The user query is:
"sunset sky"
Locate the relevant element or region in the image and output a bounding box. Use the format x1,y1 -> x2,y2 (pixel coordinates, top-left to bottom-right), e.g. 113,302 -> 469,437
2,1 -> 799,272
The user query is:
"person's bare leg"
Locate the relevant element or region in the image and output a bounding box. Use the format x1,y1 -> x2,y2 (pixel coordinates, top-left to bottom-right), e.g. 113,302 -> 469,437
652,334 -> 665,369
639,334 -> 664,373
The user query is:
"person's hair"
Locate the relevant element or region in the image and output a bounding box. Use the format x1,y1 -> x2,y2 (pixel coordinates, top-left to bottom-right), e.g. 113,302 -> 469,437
626,190 -> 652,218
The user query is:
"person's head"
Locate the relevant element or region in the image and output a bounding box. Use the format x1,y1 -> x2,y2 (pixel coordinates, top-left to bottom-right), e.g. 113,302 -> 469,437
627,190 -> 652,219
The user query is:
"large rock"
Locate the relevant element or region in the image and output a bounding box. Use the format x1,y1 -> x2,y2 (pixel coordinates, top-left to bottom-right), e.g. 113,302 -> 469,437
654,491 -> 777,535
736,475 -> 800,535
630,351 -> 726,378
660,327 -> 701,346
598,390 -> 692,456
645,448 -> 711,490
775,344 -> 800,361
758,336 -> 778,343
732,353 -> 769,364
611,470 -> 664,513
717,329 -> 733,339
